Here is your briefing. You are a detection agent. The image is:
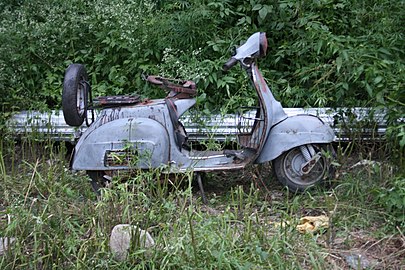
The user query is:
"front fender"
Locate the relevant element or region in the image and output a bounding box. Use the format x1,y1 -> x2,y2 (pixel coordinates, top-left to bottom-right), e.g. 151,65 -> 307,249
255,115 -> 335,163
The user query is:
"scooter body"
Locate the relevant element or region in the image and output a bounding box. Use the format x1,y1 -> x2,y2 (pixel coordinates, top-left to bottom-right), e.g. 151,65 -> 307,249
72,97 -> 255,172
64,32 -> 335,192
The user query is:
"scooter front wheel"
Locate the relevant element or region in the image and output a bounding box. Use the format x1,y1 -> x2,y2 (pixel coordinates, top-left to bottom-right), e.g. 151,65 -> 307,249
273,144 -> 334,192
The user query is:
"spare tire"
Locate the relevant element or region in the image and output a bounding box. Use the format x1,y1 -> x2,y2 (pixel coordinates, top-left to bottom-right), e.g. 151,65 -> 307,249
62,64 -> 88,126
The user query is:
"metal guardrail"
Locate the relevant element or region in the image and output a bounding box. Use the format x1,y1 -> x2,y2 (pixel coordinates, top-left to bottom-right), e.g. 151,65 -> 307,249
7,108 -> 387,143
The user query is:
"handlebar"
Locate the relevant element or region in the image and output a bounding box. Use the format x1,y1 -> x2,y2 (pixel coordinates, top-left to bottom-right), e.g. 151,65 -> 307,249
222,57 -> 238,72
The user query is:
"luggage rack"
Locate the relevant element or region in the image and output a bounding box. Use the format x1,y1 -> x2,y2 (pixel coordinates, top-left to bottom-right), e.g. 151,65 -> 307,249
93,95 -> 141,108
82,94 -> 142,126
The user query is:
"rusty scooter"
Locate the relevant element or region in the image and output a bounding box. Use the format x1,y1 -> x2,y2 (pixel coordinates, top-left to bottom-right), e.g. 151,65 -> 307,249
62,32 -> 335,196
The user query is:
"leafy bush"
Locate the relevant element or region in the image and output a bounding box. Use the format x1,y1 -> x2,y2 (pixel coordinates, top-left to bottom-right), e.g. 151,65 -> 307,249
1,0 -> 403,108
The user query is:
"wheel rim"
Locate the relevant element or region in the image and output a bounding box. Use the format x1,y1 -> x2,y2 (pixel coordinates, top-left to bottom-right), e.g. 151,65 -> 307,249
283,148 -> 327,186
76,78 -> 86,117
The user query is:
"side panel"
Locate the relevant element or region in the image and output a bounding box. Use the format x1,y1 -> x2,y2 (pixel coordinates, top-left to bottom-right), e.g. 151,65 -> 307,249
174,99 -> 196,117
255,115 -> 335,163
72,117 -> 170,170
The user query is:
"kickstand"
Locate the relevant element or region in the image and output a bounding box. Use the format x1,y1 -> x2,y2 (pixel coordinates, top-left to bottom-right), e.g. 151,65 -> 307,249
196,173 -> 208,204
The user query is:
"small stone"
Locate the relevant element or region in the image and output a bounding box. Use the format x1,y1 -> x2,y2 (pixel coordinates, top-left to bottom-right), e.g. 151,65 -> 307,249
0,237 -> 16,256
110,224 -> 155,261
345,253 -> 371,269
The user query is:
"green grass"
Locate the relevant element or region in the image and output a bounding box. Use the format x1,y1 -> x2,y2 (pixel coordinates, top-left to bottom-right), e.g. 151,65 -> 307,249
0,139 -> 404,269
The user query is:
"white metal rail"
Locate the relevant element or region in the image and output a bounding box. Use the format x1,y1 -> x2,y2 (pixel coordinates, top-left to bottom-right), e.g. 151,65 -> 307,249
7,108 -> 388,143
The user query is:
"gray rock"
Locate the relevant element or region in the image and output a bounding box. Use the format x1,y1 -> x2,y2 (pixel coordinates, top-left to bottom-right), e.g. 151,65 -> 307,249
109,224 -> 155,261
345,253 -> 371,269
0,237 -> 16,256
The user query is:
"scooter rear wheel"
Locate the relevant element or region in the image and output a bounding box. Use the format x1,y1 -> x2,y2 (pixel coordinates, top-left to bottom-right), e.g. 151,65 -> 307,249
62,64 -> 88,126
87,171 -> 111,196
273,144 -> 334,192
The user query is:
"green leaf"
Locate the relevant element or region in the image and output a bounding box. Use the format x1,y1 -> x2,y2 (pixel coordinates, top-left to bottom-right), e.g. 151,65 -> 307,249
378,48 -> 392,56
365,83 -> 373,97
356,65 -> 364,77
259,7 -> 268,20
252,4 -> 262,11
342,82 -> 349,90
316,40 -> 323,55
336,57 -> 342,73
237,17 -> 245,25
342,50 -> 349,61
374,76 -> 383,84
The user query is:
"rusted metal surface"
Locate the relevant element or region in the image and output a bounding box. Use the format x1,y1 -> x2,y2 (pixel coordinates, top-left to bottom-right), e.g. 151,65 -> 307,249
93,95 -> 141,107
7,108 -> 388,143
146,76 -> 197,97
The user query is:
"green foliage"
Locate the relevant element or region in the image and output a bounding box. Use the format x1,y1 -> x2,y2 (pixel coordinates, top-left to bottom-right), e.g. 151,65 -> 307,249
375,176 -> 405,227
1,0 -> 403,107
